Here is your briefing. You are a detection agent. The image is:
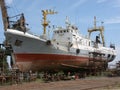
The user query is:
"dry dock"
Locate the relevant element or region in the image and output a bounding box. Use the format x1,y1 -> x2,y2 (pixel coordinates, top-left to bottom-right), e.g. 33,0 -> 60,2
0,77 -> 120,90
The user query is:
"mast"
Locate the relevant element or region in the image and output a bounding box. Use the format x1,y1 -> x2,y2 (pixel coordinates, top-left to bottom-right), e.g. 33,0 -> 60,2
88,16 -> 105,46
42,9 -> 57,35
0,0 -> 10,31
94,16 -> 96,29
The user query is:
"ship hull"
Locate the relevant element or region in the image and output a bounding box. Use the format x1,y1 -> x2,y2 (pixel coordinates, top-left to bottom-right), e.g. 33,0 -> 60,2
14,53 -> 89,72
5,29 -> 115,72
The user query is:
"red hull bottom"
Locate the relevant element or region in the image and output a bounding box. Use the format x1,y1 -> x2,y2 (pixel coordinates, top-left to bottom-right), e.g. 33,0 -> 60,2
14,53 -> 106,72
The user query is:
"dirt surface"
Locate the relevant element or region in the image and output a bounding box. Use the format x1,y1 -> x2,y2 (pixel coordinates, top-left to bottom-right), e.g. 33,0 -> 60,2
0,77 -> 120,90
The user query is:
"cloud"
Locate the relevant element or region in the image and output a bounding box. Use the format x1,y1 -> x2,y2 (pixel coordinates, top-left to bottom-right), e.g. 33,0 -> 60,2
105,17 -> 120,24
96,0 -> 120,8
71,0 -> 88,9
5,0 -> 13,5
96,0 -> 108,3
112,0 -> 120,7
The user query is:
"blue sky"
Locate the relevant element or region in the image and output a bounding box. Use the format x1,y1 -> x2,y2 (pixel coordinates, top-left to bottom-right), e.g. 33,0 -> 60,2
0,0 -> 120,65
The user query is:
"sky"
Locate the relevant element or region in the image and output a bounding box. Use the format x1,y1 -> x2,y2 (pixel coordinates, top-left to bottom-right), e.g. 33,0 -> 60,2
0,0 -> 120,66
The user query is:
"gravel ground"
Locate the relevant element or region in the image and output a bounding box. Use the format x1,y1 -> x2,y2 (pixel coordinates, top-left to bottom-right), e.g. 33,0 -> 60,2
0,77 -> 120,90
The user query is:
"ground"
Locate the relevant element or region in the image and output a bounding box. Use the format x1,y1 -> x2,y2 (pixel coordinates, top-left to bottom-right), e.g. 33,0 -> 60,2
0,77 -> 120,90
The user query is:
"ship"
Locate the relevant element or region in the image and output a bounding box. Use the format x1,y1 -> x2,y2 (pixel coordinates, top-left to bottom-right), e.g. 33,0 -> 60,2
0,0 -> 116,72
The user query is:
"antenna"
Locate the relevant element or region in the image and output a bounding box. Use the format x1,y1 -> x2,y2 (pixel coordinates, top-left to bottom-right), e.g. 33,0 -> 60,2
94,16 -> 96,29
65,16 -> 69,24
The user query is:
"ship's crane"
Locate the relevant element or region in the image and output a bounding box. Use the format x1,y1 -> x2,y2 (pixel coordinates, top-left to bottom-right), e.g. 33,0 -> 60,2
88,16 -> 105,46
42,9 -> 57,35
0,0 -> 10,31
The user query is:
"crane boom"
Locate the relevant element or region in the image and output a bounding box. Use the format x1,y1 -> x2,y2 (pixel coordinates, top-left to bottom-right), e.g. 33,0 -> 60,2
0,0 -> 10,31
42,9 -> 57,35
